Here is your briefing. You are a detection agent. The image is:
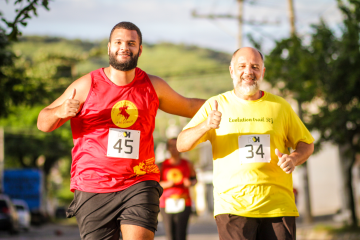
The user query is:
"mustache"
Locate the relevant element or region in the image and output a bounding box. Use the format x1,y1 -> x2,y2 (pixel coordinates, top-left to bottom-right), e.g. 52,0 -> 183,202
240,75 -> 256,81
116,51 -> 133,57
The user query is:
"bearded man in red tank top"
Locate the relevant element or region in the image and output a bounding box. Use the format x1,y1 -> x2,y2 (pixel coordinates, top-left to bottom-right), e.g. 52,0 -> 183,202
37,22 -> 205,240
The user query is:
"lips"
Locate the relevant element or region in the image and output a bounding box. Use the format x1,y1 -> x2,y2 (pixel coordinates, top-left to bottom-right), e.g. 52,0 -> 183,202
116,51 -> 132,57
118,54 -> 130,57
241,77 -> 255,83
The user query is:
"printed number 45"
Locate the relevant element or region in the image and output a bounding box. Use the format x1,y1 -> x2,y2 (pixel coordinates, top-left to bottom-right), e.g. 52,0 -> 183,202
113,139 -> 133,154
245,144 -> 264,158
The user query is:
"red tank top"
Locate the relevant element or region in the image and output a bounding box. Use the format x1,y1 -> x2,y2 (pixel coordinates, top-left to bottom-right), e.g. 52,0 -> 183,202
70,67 -> 160,193
159,159 -> 192,208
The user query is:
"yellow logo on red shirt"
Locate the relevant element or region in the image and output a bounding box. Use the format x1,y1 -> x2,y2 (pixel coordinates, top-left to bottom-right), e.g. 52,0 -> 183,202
166,169 -> 183,184
129,157 -> 160,178
111,100 -> 138,128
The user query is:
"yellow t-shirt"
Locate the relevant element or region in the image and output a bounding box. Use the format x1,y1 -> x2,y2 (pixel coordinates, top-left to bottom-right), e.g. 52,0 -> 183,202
184,91 -> 314,218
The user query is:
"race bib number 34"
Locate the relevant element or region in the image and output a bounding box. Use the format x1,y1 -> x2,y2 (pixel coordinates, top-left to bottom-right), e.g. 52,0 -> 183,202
238,134 -> 270,163
107,128 -> 140,159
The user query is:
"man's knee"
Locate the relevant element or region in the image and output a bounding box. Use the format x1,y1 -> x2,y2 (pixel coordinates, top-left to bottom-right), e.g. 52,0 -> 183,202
121,224 -> 154,240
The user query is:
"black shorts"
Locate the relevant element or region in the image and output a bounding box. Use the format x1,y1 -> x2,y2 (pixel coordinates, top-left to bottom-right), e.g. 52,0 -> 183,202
66,180 -> 163,240
215,214 -> 296,240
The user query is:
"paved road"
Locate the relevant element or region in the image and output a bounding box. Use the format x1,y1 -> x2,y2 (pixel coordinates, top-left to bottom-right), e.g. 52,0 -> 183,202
0,223 -> 81,240
155,216 -> 219,240
1,215 -> 360,240
0,216 -> 219,240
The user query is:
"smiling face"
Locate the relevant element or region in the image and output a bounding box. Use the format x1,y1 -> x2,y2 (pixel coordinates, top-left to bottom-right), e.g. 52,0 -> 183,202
108,28 -> 142,71
229,47 -> 266,98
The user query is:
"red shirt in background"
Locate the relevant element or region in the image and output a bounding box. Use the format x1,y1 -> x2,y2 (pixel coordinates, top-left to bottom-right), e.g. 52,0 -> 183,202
160,159 -> 193,208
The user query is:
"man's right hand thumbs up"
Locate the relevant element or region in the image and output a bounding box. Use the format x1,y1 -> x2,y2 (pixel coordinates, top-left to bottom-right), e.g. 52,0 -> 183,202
206,100 -> 222,130
69,88 -> 76,99
57,88 -> 80,119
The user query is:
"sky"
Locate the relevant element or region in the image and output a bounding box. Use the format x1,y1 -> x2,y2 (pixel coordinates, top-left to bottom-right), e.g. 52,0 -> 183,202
1,0 -> 343,54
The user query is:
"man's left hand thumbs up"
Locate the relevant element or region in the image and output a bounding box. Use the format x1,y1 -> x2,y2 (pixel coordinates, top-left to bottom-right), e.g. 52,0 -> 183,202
276,148 -> 295,174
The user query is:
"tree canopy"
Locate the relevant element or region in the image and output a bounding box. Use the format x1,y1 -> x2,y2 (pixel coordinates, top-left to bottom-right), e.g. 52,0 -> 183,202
1,0 -> 50,41
0,0 -> 51,117
265,0 -> 360,227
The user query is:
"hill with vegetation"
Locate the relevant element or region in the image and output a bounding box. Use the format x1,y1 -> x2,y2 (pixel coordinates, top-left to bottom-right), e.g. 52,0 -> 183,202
1,36 -> 233,203
10,36 -> 234,136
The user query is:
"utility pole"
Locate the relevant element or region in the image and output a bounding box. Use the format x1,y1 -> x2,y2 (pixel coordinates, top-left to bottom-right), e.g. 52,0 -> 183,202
287,0 -> 313,223
192,0 -> 278,49
287,0 -> 296,37
237,0 -> 244,48
297,102 -> 313,224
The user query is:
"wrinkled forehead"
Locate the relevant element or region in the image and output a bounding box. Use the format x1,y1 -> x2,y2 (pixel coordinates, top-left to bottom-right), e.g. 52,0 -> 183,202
233,48 -> 263,66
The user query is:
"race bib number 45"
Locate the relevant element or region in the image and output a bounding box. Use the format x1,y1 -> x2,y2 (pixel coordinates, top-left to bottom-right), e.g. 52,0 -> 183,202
238,134 -> 270,163
107,128 -> 140,159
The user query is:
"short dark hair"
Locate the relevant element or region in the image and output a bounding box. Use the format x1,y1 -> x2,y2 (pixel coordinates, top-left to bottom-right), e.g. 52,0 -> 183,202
166,138 -> 177,148
109,21 -> 142,45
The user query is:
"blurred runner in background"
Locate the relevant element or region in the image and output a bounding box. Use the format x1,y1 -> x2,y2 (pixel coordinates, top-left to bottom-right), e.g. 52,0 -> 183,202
159,138 -> 197,240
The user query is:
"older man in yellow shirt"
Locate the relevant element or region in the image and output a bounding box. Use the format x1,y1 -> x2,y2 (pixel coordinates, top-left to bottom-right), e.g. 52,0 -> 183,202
177,47 -> 314,240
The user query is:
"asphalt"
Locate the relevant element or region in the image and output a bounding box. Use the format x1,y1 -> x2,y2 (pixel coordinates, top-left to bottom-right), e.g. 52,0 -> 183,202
154,214 -> 360,240
1,213 -> 359,240
155,214 -> 219,240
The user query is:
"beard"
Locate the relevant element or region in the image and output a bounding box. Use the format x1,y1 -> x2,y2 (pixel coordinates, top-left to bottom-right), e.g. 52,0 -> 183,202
109,50 -> 140,71
232,74 -> 262,96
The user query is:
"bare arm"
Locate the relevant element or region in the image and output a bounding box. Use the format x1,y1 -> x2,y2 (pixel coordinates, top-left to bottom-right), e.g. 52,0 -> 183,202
37,74 -> 91,132
177,121 -> 211,152
159,180 -> 175,189
183,161 -> 197,187
149,75 -> 205,118
177,100 -> 221,152
275,141 -> 314,174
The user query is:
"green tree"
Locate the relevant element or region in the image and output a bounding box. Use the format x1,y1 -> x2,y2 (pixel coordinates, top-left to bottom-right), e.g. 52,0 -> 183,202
1,36 -> 88,178
265,0 -> 360,227
265,35 -> 318,224
0,0 -> 50,117
1,0 -> 50,41
308,0 -> 360,227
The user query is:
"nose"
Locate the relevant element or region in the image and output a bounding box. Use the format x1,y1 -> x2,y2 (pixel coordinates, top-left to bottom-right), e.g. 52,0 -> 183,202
120,42 -> 129,52
242,66 -> 254,78
243,65 -> 253,75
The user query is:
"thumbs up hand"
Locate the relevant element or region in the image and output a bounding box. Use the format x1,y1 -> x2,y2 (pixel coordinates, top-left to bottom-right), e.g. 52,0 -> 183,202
206,100 -> 222,130
56,88 -> 80,118
276,148 -> 295,174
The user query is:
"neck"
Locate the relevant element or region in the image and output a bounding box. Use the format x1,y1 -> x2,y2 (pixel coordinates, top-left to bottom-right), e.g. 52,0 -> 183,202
234,89 -> 262,101
169,155 -> 181,165
104,66 -> 136,86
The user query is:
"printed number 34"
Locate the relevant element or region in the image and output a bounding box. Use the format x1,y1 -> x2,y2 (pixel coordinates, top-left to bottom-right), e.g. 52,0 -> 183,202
113,139 -> 133,154
245,144 -> 264,158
